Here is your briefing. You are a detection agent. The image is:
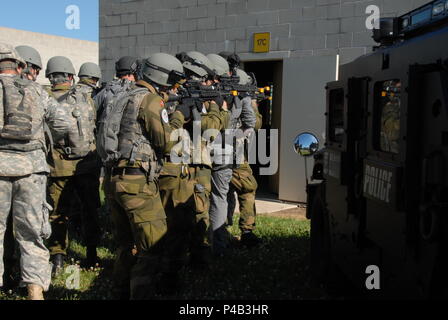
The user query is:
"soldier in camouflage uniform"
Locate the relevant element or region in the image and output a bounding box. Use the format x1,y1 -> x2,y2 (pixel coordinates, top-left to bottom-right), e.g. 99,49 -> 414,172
45,56 -> 101,272
108,53 -> 185,299
160,52 -> 230,282
0,43 -> 72,300
227,69 -> 263,247
2,45 -> 47,291
77,62 -> 102,98
94,57 -> 139,299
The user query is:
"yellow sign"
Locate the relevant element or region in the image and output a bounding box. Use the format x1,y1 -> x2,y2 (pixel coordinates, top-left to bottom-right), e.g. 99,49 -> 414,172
253,33 -> 270,53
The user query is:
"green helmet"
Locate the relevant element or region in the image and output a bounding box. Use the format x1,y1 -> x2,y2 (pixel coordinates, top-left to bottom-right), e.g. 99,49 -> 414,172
15,45 -> 42,69
0,43 -> 26,67
206,54 -> 230,77
177,51 -> 215,78
140,53 -> 185,87
45,56 -> 76,78
78,62 -> 102,79
236,68 -> 253,86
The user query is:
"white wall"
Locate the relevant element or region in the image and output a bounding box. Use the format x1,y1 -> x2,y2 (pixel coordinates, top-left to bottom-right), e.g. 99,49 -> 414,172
0,27 -> 99,85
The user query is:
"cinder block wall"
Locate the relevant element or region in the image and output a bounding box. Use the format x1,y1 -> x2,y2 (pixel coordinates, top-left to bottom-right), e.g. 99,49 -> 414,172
100,0 -> 431,81
0,27 -> 99,85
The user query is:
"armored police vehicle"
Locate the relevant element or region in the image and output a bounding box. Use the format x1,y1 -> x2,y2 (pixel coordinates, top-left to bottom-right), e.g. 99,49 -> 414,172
294,0 -> 448,298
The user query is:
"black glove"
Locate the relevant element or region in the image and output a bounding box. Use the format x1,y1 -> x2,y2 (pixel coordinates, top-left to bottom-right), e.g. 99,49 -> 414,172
176,103 -> 192,120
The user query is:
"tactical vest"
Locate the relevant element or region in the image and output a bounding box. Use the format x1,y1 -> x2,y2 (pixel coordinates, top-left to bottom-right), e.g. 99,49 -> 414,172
117,87 -> 157,167
55,85 -> 96,159
0,76 -> 44,152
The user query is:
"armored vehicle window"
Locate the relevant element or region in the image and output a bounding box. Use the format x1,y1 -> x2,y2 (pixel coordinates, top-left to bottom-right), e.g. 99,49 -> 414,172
374,80 -> 401,154
329,88 -> 344,143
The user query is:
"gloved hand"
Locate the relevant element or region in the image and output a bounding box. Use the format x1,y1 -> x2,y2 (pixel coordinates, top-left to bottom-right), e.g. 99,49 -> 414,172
176,103 -> 192,121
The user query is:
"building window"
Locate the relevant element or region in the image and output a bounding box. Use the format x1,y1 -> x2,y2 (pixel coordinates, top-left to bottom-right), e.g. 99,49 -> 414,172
329,88 -> 345,143
375,80 -> 401,154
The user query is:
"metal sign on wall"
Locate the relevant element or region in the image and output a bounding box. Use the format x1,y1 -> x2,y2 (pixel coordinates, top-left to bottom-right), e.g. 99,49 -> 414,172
253,32 -> 270,53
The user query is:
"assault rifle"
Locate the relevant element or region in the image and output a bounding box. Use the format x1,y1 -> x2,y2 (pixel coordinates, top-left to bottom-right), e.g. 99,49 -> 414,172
167,80 -> 236,111
218,74 -> 272,101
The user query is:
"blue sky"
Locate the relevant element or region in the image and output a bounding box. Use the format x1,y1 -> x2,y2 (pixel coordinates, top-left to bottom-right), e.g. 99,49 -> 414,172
0,0 -> 98,42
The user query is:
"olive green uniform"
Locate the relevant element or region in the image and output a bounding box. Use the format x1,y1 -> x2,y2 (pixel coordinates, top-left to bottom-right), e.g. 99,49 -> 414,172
160,101 -> 229,273
228,99 -> 262,232
109,80 -> 180,299
47,84 -> 101,256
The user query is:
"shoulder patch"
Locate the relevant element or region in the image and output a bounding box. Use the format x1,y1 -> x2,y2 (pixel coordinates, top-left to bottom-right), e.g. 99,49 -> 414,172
161,109 -> 169,124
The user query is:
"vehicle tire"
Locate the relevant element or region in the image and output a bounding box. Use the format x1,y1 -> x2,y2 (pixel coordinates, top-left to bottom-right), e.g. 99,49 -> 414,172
310,189 -> 331,284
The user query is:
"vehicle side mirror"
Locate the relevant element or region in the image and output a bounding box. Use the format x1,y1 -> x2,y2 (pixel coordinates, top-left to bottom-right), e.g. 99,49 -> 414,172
294,133 -> 319,157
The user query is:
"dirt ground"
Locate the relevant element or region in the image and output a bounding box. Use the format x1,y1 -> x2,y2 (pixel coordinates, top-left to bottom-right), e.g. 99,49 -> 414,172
260,206 -> 307,220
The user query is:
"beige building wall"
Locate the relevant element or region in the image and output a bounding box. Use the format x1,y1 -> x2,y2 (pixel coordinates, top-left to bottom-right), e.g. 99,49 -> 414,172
0,27 -> 99,85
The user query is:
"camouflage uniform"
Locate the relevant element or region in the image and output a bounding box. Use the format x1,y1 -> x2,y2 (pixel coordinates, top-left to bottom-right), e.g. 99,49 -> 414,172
380,98 -> 401,154
46,83 -> 101,257
0,73 -> 71,291
227,98 -> 262,233
161,101 -> 229,271
109,80 -> 178,299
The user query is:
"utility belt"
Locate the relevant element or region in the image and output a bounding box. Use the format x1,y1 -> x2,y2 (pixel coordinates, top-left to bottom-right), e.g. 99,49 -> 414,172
111,167 -> 146,176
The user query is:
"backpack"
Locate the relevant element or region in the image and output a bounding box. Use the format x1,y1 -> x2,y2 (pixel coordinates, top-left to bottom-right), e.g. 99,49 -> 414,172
0,76 -> 34,141
56,86 -> 96,159
96,86 -> 147,166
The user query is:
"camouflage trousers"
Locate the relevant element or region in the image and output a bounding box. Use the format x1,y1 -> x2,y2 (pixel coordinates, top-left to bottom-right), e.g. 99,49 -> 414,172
110,171 -> 167,299
0,173 -> 52,291
47,173 -> 101,256
159,163 -> 212,273
227,163 -> 258,232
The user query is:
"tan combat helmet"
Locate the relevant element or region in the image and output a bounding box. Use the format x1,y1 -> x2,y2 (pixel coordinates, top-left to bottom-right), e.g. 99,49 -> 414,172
0,43 -> 26,70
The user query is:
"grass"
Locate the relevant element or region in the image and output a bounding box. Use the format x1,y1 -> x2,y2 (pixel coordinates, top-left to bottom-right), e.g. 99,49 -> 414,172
0,210 -> 328,300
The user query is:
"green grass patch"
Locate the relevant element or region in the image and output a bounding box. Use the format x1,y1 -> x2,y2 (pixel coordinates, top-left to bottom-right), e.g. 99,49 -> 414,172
1,215 -> 327,300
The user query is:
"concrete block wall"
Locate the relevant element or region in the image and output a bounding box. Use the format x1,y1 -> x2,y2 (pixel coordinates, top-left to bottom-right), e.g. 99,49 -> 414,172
100,0 -> 432,81
0,27 -> 99,85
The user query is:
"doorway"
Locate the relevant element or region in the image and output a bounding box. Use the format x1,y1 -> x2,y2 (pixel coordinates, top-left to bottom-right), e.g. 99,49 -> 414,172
243,60 -> 283,197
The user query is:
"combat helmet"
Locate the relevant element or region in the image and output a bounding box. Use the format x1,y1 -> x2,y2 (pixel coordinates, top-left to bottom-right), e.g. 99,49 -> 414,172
235,68 -> 253,86
15,45 -> 43,70
78,62 -> 102,79
0,43 -> 26,70
176,51 -> 216,79
218,52 -> 241,73
115,56 -> 139,77
140,53 -> 185,87
207,54 -> 230,77
45,56 -> 76,78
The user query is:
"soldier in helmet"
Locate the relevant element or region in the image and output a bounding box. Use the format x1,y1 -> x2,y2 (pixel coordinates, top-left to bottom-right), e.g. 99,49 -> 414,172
206,53 -> 256,255
15,45 -> 43,82
226,68 -> 262,248
108,53 -> 186,299
45,56 -> 101,273
158,52 -> 230,284
77,62 -> 102,98
0,43 -> 72,300
95,56 -> 139,122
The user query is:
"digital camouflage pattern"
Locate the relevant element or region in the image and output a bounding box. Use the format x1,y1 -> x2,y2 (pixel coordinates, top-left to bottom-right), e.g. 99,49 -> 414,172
0,71 -> 71,291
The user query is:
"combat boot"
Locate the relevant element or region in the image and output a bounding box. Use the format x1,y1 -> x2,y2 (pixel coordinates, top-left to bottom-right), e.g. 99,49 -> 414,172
85,246 -> 98,268
51,254 -> 65,275
27,284 -> 44,300
240,231 -> 261,248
